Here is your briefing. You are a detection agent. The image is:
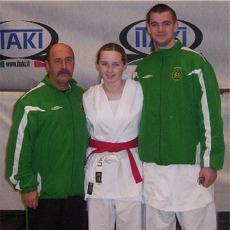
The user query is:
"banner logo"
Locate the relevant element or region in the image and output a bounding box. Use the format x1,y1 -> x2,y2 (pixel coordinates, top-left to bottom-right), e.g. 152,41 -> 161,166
0,20 -> 59,68
119,19 -> 203,63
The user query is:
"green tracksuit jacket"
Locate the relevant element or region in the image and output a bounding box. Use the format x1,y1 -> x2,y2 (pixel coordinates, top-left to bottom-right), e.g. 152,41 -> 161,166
135,40 -> 225,169
6,75 -> 88,198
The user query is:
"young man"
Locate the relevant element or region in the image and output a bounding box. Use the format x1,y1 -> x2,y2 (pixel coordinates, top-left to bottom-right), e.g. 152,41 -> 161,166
6,43 -> 88,230
135,4 -> 225,230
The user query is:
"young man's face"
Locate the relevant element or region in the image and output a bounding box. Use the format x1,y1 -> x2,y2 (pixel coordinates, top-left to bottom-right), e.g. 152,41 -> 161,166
45,43 -> 75,90
146,11 -> 178,51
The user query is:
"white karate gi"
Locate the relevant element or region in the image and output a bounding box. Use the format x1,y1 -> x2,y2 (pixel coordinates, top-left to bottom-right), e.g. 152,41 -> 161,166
83,78 -> 143,230
144,163 -> 217,230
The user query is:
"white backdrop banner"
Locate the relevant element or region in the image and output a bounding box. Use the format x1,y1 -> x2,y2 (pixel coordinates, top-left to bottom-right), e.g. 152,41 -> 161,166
0,1 -> 229,90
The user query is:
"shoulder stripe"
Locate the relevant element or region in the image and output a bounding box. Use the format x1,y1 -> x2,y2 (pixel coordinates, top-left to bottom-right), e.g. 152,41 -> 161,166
21,82 -> 45,100
181,47 -> 206,62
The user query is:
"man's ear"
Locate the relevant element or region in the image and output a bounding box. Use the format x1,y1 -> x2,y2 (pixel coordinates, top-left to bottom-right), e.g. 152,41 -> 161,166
146,23 -> 151,36
174,21 -> 179,33
45,60 -> 50,72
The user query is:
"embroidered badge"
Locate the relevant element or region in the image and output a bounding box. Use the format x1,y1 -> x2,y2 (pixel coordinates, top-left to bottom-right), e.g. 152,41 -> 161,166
172,68 -> 182,81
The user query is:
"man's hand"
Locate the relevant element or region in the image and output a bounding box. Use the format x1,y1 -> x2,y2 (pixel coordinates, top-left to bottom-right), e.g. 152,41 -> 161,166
198,167 -> 217,188
21,191 -> 39,209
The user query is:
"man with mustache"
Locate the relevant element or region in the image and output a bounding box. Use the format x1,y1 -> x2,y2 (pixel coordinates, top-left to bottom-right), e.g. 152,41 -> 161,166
6,43 -> 88,230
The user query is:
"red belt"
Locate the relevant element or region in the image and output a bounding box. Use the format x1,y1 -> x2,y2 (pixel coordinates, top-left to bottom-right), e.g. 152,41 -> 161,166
86,137 -> 142,183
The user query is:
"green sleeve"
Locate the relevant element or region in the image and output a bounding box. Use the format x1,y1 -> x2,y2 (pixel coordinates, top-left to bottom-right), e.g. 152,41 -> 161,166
197,60 -> 225,169
6,100 -> 38,193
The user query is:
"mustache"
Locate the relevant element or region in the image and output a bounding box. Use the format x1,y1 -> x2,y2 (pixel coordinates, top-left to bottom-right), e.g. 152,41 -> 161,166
58,69 -> 71,76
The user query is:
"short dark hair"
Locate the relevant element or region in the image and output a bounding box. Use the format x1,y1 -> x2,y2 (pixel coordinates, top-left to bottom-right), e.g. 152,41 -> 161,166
146,4 -> 177,24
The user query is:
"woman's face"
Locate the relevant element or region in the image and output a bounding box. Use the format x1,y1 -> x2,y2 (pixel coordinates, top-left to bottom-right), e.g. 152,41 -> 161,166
96,50 -> 127,84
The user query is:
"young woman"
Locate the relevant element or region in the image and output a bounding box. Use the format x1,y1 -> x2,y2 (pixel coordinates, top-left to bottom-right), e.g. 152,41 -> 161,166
83,43 -> 143,230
